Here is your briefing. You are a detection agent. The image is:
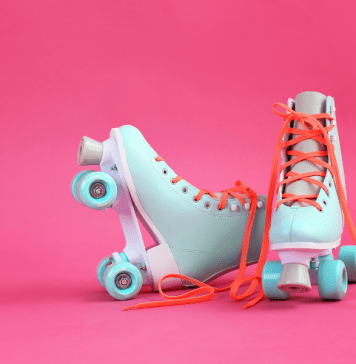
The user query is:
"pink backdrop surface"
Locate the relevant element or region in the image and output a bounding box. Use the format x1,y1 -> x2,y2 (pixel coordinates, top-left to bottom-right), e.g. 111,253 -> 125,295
1,1 -> 356,363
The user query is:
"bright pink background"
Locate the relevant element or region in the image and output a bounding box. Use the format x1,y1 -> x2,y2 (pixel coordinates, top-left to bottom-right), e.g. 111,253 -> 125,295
2,1 -> 356,363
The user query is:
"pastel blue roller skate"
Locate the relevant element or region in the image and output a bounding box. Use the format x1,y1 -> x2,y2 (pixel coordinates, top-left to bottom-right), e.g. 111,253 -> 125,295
71,126 -> 267,303
258,91 -> 356,304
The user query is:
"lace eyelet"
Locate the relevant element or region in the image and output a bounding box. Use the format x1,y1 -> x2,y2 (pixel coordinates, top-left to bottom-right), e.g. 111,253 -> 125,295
244,203 -> 251,210
204,202 -> 211,209
182,187 -> 188,194
329,181 -> 332,188
163,169 -> 168,175
323,200 -> 327,206
171,179 -> 176,184
193,196 -> 199,202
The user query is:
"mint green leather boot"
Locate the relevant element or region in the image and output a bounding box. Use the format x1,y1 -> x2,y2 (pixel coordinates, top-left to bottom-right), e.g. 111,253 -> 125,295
261,92 -> 356,302
71,126 -> 267,301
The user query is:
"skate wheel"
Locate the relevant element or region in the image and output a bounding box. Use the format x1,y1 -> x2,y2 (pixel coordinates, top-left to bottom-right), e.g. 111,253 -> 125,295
78,172 -> 117,209
318,260 -> 348,301
262,261 -> 290,300
71,170 -> 94,204
104,262 -> 143,300
338,246 -> 356,282
96,255 -> 112,288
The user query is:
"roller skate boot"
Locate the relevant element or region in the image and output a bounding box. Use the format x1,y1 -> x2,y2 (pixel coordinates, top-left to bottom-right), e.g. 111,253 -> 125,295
71,126 -> 267,305
247,91 -> 356,306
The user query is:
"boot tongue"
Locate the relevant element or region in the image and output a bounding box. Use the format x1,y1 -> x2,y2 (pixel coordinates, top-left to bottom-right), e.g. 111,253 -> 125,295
295,91 -> 327,115
284,91 -> 327,207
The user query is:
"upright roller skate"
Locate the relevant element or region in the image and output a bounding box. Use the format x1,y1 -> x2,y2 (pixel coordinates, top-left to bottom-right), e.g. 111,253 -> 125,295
255,91 -> 356,304
71,126 -> 267,305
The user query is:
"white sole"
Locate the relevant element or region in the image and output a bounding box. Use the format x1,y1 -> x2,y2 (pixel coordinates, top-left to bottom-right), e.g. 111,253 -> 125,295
270,239 -> 341,251
109,128 -> 180,290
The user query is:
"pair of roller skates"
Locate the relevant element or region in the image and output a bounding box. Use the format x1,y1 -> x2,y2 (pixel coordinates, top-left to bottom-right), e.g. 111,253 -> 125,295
71,91 -> 356,309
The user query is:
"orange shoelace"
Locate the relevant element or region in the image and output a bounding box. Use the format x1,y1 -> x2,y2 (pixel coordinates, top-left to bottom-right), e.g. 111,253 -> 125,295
124,157 -> 260,310
126,104 -> 356,310
235,102 -> 356,308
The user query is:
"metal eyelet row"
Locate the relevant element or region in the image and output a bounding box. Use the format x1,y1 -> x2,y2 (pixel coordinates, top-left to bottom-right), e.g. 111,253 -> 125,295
157,161 -> 192,198
320,180 -> 333,212
193,195 -> 221,211
158,162 -> 215,210
156,157 -> 260,212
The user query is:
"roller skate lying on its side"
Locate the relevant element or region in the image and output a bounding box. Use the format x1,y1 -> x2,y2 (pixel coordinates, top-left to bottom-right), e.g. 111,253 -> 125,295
71,125 -> 267,306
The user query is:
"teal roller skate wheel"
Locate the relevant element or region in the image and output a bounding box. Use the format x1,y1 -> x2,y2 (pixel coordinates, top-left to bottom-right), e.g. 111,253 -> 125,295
104,262 -> 143,300
262,261 -> 290,300
339,246 -> 356,282
96,255 -> 112,288
318,260 -> 348,300
71,170 -> 94,204
78,172 -> 117,210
